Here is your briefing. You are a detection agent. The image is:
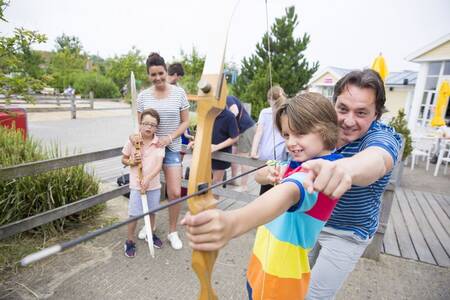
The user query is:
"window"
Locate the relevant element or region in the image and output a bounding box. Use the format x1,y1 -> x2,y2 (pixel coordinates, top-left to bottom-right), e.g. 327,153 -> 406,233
444,61 -> 450,75
428,62 -> 442,76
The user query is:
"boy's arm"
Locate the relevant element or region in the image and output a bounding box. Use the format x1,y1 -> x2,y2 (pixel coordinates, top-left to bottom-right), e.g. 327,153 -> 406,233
250,122 -> 263,159
211,136 -> 239,152
181,182 -> 300,251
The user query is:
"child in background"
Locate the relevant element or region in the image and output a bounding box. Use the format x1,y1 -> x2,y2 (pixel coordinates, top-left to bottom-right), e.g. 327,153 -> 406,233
211,108 -> 239,186
182,93 -> 342,299
251,85 -> 288,195
122,109 -> 165,258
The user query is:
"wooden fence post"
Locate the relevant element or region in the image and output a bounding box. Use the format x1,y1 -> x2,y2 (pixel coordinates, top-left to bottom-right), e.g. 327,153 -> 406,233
70,95 -> 76,119
89,91 -> 94,109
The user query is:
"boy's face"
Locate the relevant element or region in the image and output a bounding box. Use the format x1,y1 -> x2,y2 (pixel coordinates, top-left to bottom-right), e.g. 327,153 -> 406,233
335,85 -> 377,147
148,65 -> 167,88
280,115 -> 329,162
140,115 -> 158,138
167,73 -> 182,85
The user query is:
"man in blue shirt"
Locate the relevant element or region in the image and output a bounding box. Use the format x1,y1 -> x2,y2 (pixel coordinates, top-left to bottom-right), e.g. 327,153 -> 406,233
302,69 -> 402,299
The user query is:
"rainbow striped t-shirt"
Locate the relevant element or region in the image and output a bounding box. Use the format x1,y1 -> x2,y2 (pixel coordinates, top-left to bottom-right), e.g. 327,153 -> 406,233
246,153 -> 342,300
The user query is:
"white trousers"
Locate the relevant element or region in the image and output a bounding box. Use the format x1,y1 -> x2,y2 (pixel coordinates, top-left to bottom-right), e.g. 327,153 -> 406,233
306,227 -> 372,300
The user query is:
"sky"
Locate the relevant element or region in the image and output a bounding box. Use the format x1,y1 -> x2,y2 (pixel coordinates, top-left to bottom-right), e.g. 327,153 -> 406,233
2,0 -> 450,73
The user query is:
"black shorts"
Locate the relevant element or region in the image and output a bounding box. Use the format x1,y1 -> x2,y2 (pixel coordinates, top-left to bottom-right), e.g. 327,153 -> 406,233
212,159 -> 231,170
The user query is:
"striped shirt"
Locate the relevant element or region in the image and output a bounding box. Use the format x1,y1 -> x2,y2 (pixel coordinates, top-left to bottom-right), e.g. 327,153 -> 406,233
246,153 -> 342,300
137,85 -> 190,152
326,121 -> 402,239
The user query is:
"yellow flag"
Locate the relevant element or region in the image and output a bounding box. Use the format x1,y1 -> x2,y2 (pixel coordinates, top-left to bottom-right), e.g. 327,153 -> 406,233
431,80 -> 450,127
371,54 -> 389,81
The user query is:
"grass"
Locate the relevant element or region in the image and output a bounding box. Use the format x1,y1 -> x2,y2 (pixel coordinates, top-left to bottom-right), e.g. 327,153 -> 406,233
0,212 -> 119,280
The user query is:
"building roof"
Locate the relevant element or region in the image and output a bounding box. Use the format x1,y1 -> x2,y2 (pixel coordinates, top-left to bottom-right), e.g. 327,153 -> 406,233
309,67 -> 417,86
405,33 -> 450,62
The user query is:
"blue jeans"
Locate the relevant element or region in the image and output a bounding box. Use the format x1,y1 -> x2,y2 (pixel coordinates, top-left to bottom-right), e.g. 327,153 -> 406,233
163,148 -> 181,167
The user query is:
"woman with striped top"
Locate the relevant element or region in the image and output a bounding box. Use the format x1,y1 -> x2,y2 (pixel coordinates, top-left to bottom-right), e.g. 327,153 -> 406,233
136,53 -> 190,250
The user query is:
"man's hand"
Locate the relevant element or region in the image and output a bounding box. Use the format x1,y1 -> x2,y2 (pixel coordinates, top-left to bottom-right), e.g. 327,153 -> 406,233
180,209 -> 233,251
301,159 -> 352,199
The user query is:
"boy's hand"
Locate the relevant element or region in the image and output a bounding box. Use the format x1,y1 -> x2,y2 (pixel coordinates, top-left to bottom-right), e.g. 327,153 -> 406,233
181,209 -> 233,251
211,144 -> 220,153
129,133 -> 141,145
140,176 -> 150,191
266,162 -> 284,184
132,152 -> 142,165
301,159 -> 352,199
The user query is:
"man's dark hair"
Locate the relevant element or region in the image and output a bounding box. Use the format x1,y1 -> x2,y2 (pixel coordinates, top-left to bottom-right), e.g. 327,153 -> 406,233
333,69 -> 386,119
168,63 -> 185,76
146,52 -> 166,74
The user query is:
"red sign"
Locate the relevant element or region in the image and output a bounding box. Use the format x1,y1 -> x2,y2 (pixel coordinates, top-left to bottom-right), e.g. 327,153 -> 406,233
0,107 -> 28,140
324,77 -> 333,84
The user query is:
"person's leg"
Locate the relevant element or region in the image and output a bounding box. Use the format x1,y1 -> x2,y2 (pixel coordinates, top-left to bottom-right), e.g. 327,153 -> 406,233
306,231 -> 371,300
236,126 -> 256,191
127,221 -> 137,241
146,189 -> 161,230
212,169 -> 225,184
127,189 -> 142,240
164,165 -> 182,233
229,146 -> 239,185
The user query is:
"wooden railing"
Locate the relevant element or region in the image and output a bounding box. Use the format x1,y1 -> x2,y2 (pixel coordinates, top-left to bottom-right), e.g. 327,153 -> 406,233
0,142 -> 403,261
0,148 -> 263,240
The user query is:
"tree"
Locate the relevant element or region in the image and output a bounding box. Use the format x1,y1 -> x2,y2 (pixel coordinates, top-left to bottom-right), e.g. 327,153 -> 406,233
105,47 -> 147,90
234,6 -> 319,118
48,34 -> 87,91
0,1 -> 47,101
55,33 -> 83,55
175,47 -> 205,94
389,109 -> 412,160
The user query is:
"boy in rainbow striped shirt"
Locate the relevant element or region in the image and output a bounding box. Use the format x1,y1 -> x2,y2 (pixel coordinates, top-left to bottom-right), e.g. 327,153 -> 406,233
182,92 -> 342,299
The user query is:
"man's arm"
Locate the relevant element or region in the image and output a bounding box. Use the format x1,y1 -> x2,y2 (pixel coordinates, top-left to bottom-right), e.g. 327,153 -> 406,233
302,146 -> 394,199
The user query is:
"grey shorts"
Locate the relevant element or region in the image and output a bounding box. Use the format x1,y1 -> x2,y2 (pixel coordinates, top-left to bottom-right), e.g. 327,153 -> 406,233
128,189 -> 161,217
237,125 -> 256,153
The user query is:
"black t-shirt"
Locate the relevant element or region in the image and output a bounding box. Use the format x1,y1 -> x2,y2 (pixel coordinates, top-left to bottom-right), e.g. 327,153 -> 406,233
212,109 -> 239,153
226,95 -> 255,133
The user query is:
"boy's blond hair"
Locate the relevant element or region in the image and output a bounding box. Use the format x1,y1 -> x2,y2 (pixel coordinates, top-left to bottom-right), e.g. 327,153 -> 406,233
275,92 -> 338,150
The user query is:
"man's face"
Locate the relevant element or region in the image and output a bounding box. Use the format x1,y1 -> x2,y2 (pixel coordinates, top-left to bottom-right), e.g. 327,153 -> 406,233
335,85 -> 377,147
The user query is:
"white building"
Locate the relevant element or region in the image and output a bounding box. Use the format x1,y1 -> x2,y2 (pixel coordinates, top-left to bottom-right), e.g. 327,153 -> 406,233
405,33 -> 450,131
308,66 -> 417,122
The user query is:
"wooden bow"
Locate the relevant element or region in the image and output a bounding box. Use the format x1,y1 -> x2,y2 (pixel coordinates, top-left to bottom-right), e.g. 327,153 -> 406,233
187,5 -> 235,298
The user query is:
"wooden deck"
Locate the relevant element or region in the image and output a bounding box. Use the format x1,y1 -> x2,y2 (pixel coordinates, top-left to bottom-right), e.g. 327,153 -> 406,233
382,188 -> 450,267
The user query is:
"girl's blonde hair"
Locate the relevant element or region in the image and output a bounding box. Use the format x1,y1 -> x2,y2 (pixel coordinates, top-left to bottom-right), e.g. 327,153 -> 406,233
267,85 -> 287,112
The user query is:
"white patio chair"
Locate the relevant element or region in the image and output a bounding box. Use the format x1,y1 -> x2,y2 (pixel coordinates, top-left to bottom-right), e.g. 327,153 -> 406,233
434,141 -> 450,176
410,137 -> 435,171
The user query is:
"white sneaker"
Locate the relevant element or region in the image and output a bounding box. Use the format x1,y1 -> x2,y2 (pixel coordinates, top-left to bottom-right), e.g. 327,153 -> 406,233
137,226 -> 146,240
167,231 -> 183,250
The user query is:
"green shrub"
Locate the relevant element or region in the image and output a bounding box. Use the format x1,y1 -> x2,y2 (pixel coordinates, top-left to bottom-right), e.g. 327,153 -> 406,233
389,109 -> 412,161
0,126 -> 101,235
73,72 -> 120,98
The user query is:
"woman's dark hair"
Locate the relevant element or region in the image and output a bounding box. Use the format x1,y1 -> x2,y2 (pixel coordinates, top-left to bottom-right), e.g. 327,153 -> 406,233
333,69 -> 386,119
146,52 -> 166,74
